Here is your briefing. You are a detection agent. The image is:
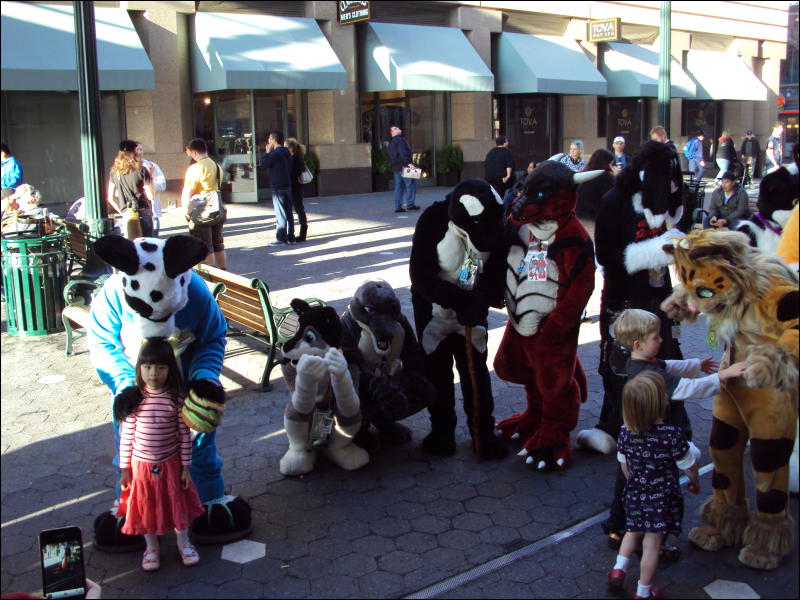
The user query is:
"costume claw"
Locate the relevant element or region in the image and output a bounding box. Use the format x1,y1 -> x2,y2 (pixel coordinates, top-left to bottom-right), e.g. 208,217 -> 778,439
517,448 -> 528,456
511,433 -> 520,440
525,456 -> 534,464
556,458 -> 565,467
537,460 -> 546,470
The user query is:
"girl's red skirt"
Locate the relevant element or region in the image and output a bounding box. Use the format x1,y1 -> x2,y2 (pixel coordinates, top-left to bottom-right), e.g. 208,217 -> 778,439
117,453 -> 204,535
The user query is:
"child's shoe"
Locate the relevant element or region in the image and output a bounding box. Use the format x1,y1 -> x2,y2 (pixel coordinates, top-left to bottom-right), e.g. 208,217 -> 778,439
634,586 -> 662,599
606,568 -> 626,592
141,549 -> 160,571
179,543 -> 200,566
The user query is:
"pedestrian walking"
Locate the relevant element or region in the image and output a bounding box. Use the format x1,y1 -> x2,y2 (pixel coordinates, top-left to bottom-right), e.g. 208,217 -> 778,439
483,135 -> 515,198
123,140 -> 167,237
605,371 -> 701,599
611,136 -> 630,171
714,130 -> 735,183
388,124 -> 419,213
0,143 -> 23,191
558,140 -> 586,172
765,121 -> 784,174
181,138 -> 227,268
115,338 -> 205,572
285,138 -> 308,242
683,130 -> 706,181
260,130 -> 295,245
739,130 -> 761,187
107,145 -> 155,238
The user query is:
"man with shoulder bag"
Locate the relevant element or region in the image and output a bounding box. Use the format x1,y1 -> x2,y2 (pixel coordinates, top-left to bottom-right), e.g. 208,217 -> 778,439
388,124 -> 420,213
182,138 -> 227,269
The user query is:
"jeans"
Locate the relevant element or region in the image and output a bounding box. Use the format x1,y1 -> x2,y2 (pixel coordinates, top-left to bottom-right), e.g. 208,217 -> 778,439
688,158 -> 703,181
715,158 -> 730,180
272,188 -> 294,242
393,171 -> 417,210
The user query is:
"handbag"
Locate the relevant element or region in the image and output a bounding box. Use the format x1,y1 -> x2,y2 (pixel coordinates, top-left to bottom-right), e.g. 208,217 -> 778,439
188,164 -> 226,227
299,166 -> 314,185
402,166 -> 422,179
125,207 -> 143,239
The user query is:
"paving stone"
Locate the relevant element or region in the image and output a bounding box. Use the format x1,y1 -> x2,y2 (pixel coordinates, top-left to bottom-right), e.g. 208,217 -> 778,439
221,539 -> 267,564
351,535 -> 396,558
438,483 -> 478,501
240,557 -> 291,584
395,531 -> 438,554
426,498 -> 464,518
410,515 -> 451,535
451,511 -> 493,532
369,517 -> 411,538
438,529 -> 482,551
309,573 -> 360,598
463,495 -> 505,515
386,500 -> 427,520
331,553 -> 377,578
358,570 -> 405,597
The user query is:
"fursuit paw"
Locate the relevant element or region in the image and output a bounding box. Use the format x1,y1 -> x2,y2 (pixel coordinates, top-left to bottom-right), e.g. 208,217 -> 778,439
190,495 -> 252,545
576,427 -> 617,455
688,525 -> 727,552
660,287 -> 700,323
421,430 -> 456,456
93,511 -> 145,553
370,377 -> 409,422
743,344 -> 799,391
523,443 -> 571,472
324,442 -> 369,471
182,380 -> 225,434
739,544 -> 781,570
280,447 -> 316,476
377,421 -> 413,446
496,411 -> 538,442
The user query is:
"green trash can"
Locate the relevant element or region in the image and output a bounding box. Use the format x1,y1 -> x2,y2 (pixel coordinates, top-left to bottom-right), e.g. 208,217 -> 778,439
1,232 -> 68,337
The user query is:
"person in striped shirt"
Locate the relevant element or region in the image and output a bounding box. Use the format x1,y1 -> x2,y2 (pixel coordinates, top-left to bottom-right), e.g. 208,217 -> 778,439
115,338 -> 205,572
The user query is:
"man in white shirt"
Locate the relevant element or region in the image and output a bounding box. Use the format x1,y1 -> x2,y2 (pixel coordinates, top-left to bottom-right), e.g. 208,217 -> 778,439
122,140 -> 167,236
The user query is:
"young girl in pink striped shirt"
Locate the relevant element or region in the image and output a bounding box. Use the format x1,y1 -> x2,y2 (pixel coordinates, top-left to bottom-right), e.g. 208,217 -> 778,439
115,338 -> 205,572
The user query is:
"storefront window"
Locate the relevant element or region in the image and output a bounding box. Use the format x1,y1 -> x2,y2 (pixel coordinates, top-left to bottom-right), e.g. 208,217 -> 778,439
606,98 -> 647,155
254,90 -> 297,198
500,94 -> 559,169
683,100 -> 719,159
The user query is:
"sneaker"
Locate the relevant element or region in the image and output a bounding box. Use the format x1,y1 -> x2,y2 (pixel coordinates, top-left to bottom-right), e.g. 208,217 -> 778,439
394,208 -> 406,213
634,586 -> 662,599
269,240 -> 289,247
142,549 -> 160,571
406,205 -> 421,211
178,543 -> 200,567
606,568 -> 625,592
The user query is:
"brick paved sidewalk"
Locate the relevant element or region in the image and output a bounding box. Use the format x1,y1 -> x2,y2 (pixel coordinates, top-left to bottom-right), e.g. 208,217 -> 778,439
2,187 -> 796,599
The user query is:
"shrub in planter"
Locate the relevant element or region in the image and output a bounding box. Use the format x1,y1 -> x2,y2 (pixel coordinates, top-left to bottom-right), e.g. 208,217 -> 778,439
436,144 -> 463,186
372,146 -> 392,192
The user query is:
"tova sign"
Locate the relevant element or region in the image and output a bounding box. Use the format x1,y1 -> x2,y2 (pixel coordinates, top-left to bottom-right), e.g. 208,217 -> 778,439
339,1 -> 370,24
588,18 -> 621,43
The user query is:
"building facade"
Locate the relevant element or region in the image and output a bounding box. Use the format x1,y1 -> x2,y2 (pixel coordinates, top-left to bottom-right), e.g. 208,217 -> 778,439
0,1 -> 792,209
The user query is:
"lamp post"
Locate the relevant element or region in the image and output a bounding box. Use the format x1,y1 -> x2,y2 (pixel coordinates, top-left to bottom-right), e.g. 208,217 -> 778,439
658,1 -> 672,132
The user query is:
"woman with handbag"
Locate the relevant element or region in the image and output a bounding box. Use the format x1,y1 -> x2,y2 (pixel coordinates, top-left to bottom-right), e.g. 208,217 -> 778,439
107,145 -> 155,238
285,138 -> 309,242
181,138 -> 227,269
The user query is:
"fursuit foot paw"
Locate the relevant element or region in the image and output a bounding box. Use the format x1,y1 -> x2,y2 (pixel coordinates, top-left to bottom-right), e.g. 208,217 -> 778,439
575,427 -> 616,455
421,430 -> 456,456
280,447 -> 316,476
688,525 -> 727,552
496,412 -> 537,442
190,496 -> 252,545
520,442 -> 571,472
739,544 -> 781,570
377,422 -> 413,446
472,430 -> 509,460
93,511 -> 145,553
324,443 -> 370,471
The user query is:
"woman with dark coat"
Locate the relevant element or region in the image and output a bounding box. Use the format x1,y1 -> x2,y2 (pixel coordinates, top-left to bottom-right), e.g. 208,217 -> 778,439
285,138 -> 308,242
576,149 -> 616,220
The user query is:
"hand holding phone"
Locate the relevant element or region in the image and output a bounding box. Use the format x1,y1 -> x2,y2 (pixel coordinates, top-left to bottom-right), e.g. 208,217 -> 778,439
39,526 -> 87,599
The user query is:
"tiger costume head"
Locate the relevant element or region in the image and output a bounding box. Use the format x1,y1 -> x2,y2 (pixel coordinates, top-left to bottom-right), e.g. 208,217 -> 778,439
663,229 -> 797,344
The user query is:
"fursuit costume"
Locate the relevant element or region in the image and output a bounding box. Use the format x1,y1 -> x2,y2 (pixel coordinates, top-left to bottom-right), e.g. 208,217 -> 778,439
577,141 -> 686,456
410,179 -> 508,459
494,161 -> 599,471
89,235 -> 250,550
340,281 -> 435,448
662,229 -> 798,570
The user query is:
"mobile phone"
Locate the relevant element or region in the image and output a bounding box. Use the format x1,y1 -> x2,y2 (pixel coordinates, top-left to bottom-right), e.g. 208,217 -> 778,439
38,526 -> 86,600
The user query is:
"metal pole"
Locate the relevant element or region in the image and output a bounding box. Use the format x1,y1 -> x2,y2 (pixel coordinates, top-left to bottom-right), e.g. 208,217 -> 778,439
74,1 -> 111,242
658,1 -> 672,133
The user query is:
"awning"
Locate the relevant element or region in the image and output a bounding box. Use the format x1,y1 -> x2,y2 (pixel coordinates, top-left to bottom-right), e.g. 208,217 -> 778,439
602,42 -> 695,98
685,50 -> 767,101
192,13 -> 347,92
361,22 -> 494,92
496,33 -> 606,95
0,2 -> 154,91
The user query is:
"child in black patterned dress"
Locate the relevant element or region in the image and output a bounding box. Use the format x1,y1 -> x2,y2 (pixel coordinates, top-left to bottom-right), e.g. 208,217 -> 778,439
605,371 -> 701,600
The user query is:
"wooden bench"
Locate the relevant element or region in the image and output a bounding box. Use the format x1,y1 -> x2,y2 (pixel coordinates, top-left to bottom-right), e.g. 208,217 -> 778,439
63,221 -> 89,276
61,275 -> 224,356
193,263 -> 326,392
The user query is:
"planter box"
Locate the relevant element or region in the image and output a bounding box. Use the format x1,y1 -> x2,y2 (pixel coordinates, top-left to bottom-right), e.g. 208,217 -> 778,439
436,171 -> 460,187
373,173 -> 391,192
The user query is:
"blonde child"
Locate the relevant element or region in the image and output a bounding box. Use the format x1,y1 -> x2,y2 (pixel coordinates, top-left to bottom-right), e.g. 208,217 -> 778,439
115,337 -> 205,571
606,372 -> 700,599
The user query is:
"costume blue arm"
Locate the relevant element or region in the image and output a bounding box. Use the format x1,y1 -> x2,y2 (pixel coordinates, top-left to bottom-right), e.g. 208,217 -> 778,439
177,272 -> 227,382
88,276 -> 136,395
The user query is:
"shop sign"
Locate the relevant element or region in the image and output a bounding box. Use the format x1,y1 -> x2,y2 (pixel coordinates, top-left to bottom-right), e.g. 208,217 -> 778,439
519,105 -> 538,135
588,18 -> 621,43
339,1 -> 370,24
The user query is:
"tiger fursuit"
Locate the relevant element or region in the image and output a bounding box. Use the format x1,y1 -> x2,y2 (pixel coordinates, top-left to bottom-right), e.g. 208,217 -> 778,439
661,229 -> 798,570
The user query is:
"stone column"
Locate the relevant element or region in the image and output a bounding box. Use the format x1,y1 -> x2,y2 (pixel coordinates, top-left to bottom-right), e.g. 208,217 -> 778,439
124,2 -> 195,208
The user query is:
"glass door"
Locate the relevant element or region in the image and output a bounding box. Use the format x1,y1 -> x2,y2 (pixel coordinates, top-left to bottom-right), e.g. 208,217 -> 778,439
214,90 -> 257,203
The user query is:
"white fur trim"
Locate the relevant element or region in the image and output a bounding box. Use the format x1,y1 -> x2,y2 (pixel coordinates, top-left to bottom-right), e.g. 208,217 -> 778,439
632,192 -> 644,214
548,153 -> 565,162
573,170 -> 605,185
787,162 -> 799,176
576,428 -> 616,455
459,194 -> 485,216
643,208 -> 667,229
490,186 -> 503,205
665,205 -> 684,228
525,221 -> 557,242
623,230 -> 681,275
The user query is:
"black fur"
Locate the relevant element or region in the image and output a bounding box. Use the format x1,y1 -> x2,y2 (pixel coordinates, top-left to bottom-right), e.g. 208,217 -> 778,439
283,301 -> 342,354
188,378 -> 226,406
616,140 -> 683,223
95,235 -> 140,275
113,385 -> 142,422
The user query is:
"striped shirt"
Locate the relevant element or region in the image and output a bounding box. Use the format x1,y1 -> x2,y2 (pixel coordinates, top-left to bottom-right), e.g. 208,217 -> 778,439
119,388 -> 192,468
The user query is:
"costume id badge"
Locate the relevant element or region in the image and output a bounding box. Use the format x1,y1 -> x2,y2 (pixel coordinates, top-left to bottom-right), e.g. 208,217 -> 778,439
525,240 -> 548,282
310,409 -> 334,443
706,324 -> 718,350
457,258 -> 480,290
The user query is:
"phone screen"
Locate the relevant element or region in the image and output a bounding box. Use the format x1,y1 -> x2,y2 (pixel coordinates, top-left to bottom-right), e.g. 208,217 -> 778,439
39,527 -> 86,600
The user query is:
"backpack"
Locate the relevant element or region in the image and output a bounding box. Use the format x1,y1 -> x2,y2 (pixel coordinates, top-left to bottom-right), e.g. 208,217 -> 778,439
683,138 -> 698,160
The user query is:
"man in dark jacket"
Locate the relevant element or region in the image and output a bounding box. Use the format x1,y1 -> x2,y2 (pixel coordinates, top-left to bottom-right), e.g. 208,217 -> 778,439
483,136 -> 515,197
703,171 -> 750,230
388,125 -> 419,213
740,130 -> 761,187
260,130 -> 294,245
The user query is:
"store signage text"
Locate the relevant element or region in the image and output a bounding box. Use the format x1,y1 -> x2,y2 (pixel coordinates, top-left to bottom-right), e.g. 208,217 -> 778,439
339,1 -> 370,24
588,18 -> 621,43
